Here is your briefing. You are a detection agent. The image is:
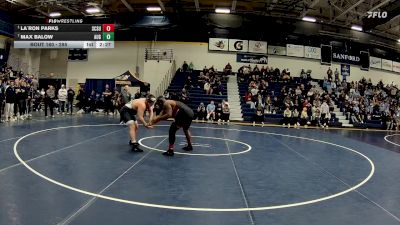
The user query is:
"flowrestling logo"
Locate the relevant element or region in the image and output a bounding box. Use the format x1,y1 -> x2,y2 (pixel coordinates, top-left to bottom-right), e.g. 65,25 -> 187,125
236,53 -> 268,64
367,11 -> 387,19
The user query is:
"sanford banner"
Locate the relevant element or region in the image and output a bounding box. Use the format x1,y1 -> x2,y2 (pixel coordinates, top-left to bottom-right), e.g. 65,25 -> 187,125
332,48 -> 361,65
236,53 -> 268,64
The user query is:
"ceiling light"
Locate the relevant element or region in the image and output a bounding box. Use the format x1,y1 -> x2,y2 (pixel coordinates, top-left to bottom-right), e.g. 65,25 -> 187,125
215,8 -> 230,14
146,6 -> 162,12
6,0 -> 17,4
302,16 -> 316,22
49,12 -> 61,18
351,25 -> 363,31
85,7 -> 101,14
398,39 -> 400,43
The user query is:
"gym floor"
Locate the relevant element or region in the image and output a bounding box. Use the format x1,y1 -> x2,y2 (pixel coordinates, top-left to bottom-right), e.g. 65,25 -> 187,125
1,115 -> 400,225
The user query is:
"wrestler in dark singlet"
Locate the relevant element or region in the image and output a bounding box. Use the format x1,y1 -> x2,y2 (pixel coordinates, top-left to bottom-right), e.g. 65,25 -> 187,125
151,97 -> 194,156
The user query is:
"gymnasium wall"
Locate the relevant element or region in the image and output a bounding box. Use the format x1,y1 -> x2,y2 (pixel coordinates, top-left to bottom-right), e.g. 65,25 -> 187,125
8,47 -> 41,75
66,42 -> 148,84
150,42 -> 400,85
7,41 -> 400,86
143,60 -> 173,94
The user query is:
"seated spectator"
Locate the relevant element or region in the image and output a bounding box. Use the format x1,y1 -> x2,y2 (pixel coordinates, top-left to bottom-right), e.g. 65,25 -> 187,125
185,76 -> 193,90
253,105 -> 264,127
222,101 -> 230,124
204,80 -> 211,95
245,92 -> 255,109
224,63 -> 232,75
283,106 -> 292,128
300,107 -> 309,127
255,94 -> 264,108
264,95 -> 273,114
180,88 -> 190,104
292,108 -> 300,128
282,69 -> 291,82
213,81 -> 224,96
206,101 -> 216,122
196,102 -> 206,121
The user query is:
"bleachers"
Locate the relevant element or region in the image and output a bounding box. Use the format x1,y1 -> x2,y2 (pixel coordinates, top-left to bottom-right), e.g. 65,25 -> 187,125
166,70 -> 228,113
238,77 -> 342,126
164,70 -> 343,126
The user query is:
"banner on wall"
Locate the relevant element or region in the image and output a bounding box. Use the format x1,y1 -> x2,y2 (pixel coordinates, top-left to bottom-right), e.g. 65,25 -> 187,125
382,59 -> 393,71
304,46 -> 321,59
392,61 -> 400,73
332,50 -> 361,65
236,53 -> 268,64
286,44 -> 304,57
208,38 -> 229,51
341,64 -> 350,77
228,39 -> 249,52
268,45 -> 286,55
248,41 -> 267,54
370,56 -> 382,69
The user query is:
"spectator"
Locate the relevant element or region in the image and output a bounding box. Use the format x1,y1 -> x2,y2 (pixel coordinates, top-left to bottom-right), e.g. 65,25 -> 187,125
67,87 -> 75,115
58,84 -> 67,115
89,90 -> 98,113
204,81 -> 211,95
103,84 -> 113,115
320,100 -> 330,128
76,88 -> 87,113
300,69 -> 307,80
222,101 -> 230,124
300,107 -> 309,127
265,95 -> 273,114
292,108 -> 300,128
334,68 -> 339,81
188,62 -> 194,72
163,90 -> 170,99
112,90 -> 123,115
196,102 -> 206,121
206,101 -> 216,122
253,105 -> 264,127
121,85 -> 131,105
5,81 -> 16,122
245,92 -> 255,109
185,76 -> 193,90
215,103 -> 223,123
180,88 -> 190,104
327,67 -> 333,80
283,106 -> 292,128
224,63 -> 232,75
45,85 -> 56,118
134,89 -> 141,99
182,61 -> 189,72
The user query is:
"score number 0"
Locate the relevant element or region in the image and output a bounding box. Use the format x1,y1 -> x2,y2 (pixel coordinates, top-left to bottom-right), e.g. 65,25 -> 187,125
102,24 -> 114,32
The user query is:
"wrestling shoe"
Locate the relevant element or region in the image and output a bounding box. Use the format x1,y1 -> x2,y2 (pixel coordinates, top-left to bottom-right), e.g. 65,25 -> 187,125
131,142 -> 143,152
182,145 -> 193,151
162,149 -> 174,156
